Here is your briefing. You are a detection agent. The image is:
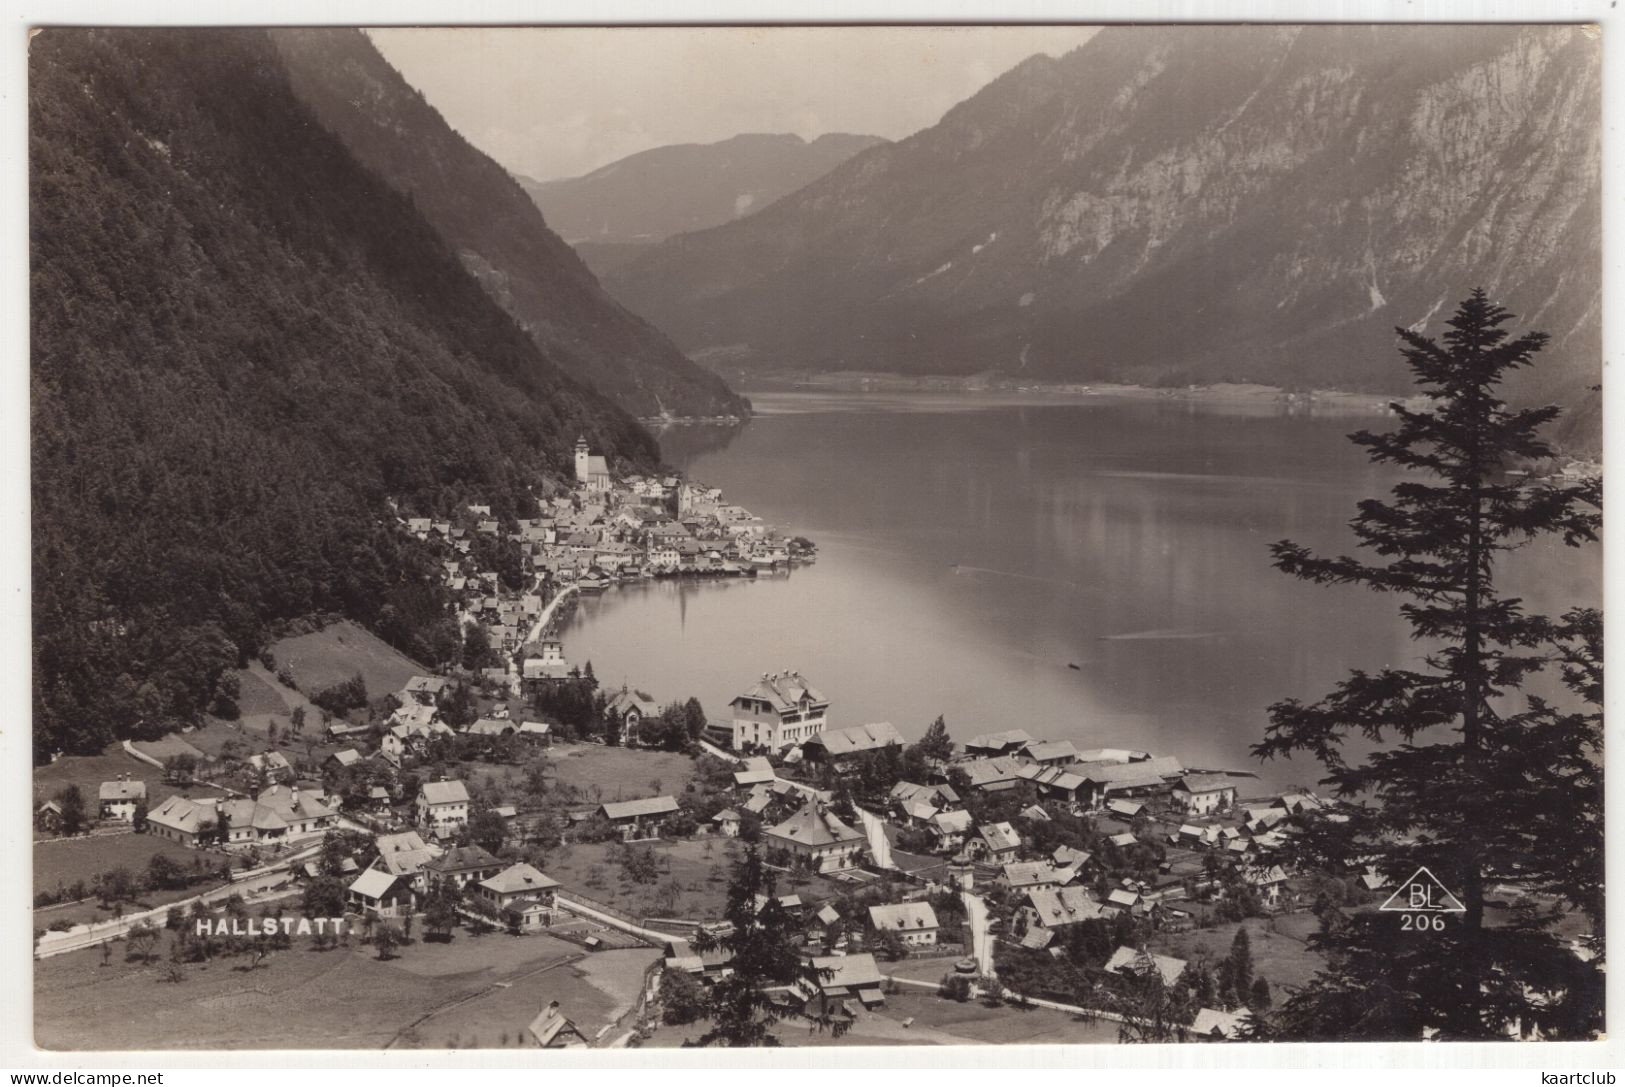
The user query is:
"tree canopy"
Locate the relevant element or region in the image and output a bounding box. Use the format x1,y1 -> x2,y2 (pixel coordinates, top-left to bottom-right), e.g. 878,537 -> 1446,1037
1254,290 -> 1602,1040
30,29 -> 658,759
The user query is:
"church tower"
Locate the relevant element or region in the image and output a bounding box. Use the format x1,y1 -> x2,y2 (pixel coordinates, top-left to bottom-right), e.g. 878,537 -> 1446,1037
574,436 -> 590,483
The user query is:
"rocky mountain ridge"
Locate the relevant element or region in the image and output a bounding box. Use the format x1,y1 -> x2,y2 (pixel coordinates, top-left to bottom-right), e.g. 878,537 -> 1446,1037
605,25 -> 1600,447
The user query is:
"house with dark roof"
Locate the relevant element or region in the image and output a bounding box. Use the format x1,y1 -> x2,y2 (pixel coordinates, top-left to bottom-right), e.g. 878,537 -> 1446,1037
963,729 -> 1034,759
712,808 -> 742,837
523,638 -> 570,682
891,781 -> 960,808
796,952 -> 887,1013
929,808 -> 974,847
1104,945 -> 1187,987
1074,755 -> 1186,807
466,717 -> 516,739
146,794 -> 213,847
732,755 -> 776,788
957,757 -> 1030,793
245,751 -> 294,784
1000,860 -> 1066,892
1106,798 -> 1144,819
801,722 -> 904,771
1172,774 -> 1237,814
973,821 -> 1021,863
479,862 -> 561,929
729,670 -> 829,753
605,687 -> 660,746
1018,739 -> 1079,766
598,795 -> 680,839
1187,1007 -> 1250,1041
371,830 -> 442,891
424,844 -> 503,891
764,802 -> 865,873
156,785 -> 337,849
35,799 -> 63,835
325,748 -> 363,771
98,778 -> 147,822
400,675 -> 447,705
529,1001 -> 589,1047
1021,885 -> 1107,931
868,901 -> 940,947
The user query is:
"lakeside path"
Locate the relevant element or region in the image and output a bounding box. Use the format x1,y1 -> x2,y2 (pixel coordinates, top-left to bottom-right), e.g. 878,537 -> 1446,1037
525,582 -> 577,647
509,582 -> 578,697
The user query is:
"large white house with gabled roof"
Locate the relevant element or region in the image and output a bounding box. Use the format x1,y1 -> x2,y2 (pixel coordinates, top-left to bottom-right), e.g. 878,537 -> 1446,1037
729,670 -> 829,753
416,779 -> 470,837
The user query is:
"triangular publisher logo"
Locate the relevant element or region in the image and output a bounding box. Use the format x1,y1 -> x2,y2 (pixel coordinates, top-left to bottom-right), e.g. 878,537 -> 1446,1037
1379,866 -> 1466,913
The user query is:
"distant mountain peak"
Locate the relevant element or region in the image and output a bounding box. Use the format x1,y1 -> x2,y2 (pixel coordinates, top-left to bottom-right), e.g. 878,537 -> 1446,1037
520,129 -> 888,258
601,25 -> 1599,449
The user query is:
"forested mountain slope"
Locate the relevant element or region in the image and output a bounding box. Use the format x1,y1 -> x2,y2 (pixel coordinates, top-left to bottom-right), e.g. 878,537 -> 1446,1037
31,28 -> 655,757
270,28 -> 748,421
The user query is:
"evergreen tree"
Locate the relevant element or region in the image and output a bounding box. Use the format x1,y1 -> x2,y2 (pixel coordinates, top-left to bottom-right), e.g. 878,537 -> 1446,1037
1248,975 -> 1273,1013
423,885 -> 460,941
682,696 -> 708,744
1227,927 -> 1253,999
913,715 -> 954,764
461,804 -> 508,855
56,784 -> 86,836
461,624 -> 496,671
302,875 -> 346,920
698,843 -> 829,1046
1254,290 -> 1602,1040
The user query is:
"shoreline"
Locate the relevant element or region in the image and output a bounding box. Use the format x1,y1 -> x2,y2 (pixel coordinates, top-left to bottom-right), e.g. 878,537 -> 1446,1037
721,376 -> 1409,415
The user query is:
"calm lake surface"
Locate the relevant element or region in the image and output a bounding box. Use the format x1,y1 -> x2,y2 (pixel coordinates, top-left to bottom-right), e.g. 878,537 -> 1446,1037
564,392 -> 1601,792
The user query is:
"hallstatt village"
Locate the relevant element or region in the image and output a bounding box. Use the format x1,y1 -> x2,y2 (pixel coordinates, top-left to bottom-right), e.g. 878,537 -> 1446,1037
27,23 -> 1604,1056
31,439 -> 1592,1049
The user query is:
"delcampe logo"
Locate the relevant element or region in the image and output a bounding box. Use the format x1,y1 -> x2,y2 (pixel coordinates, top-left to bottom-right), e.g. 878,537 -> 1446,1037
1379,866 -> 1465,931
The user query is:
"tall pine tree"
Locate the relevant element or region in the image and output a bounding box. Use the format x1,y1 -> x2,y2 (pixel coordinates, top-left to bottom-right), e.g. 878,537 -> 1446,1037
1254,290 -> 1601,1040
697,843 -> 843,1046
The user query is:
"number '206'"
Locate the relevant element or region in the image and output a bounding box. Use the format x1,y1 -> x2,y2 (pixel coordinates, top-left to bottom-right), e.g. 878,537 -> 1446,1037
1400,914 -> 1445,931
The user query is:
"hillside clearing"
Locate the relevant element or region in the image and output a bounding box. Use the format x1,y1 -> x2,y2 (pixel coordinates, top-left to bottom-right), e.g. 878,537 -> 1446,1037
269,620 -> 424,699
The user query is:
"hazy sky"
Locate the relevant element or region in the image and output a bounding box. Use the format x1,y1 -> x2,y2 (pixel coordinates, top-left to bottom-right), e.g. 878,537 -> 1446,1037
369,26 -> 1099,181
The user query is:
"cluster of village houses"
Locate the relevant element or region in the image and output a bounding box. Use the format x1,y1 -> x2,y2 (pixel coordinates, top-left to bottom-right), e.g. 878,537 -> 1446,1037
78,656 -> 1327,1043
397,438 -> 807,662
55,443 -> 1330,1044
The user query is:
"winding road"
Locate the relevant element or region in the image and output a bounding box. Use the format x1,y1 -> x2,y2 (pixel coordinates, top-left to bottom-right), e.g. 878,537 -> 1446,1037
34,840 -> 322,958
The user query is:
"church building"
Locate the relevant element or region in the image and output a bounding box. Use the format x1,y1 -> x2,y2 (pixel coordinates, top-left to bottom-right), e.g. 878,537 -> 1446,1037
574,437 -> 612,493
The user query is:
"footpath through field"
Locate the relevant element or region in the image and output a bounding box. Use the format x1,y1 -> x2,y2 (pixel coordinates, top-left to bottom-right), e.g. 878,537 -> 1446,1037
554,892 -> 686,953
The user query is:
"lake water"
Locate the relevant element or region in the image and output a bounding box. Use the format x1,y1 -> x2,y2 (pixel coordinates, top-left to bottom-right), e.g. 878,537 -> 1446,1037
562,392 -> 1601,793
